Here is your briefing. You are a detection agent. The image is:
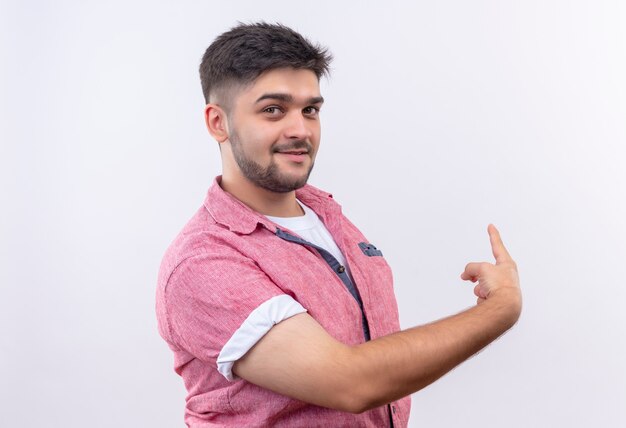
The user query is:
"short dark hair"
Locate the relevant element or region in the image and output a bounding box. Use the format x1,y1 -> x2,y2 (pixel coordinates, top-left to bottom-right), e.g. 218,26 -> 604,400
199,22 -> 332,105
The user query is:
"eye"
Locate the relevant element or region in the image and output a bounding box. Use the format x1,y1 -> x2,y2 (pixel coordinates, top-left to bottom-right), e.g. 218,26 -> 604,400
303,106 -> 320,116
263,106 -> 283,115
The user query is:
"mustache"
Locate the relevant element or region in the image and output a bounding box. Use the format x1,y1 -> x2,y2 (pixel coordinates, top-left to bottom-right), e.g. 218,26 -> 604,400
272,141 -> 313,153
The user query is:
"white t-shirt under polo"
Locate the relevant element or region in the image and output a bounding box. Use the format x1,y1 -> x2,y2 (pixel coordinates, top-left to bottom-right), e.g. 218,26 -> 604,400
265,199 -> 350,270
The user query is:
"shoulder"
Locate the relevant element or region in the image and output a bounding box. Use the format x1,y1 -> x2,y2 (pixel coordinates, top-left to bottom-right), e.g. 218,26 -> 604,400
157,204 -> 242,295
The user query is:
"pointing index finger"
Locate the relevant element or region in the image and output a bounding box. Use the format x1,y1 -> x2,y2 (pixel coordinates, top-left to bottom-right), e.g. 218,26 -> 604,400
488,224 -> 512,264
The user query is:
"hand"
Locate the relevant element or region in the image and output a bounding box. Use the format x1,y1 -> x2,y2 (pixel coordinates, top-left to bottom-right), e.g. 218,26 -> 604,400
461,224 -> 521,307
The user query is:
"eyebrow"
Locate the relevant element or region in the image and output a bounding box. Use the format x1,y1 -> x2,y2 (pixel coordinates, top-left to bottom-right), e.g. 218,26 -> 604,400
254,93 -> 324,105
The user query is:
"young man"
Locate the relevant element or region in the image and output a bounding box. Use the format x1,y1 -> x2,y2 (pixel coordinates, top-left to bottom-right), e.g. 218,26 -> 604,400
156,22 -> 521,427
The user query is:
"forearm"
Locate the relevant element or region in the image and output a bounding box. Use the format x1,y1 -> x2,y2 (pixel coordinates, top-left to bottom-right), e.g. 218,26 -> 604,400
346,288 -> 522,412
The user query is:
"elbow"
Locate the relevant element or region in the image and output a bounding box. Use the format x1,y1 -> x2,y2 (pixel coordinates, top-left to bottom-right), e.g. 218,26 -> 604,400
334,381 -> 381,414
341,382 -> 409,414
335,397 -> 369,415
346,401 -> 375,415
322,346 -> 392,414
330,351 -> 387,414
341,395 -> 383,415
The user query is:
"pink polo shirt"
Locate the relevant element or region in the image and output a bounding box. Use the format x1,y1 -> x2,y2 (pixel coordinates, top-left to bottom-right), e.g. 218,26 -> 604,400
156,176 -> 411,427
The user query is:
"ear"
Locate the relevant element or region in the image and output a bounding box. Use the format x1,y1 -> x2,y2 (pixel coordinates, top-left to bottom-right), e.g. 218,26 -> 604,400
204,103 -> 229,143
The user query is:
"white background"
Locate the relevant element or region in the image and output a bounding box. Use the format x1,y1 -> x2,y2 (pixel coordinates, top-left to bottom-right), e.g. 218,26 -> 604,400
2,1 -> 625,427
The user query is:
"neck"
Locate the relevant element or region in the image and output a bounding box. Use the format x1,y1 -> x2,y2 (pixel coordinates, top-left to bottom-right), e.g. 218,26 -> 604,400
219,173 -> 304,217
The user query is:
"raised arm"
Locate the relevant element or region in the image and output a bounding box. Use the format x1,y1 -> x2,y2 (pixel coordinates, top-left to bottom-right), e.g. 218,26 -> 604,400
233,224 -> 522,413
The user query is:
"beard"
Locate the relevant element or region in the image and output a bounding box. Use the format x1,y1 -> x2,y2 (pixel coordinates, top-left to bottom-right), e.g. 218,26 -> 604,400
229,129 -> 315,193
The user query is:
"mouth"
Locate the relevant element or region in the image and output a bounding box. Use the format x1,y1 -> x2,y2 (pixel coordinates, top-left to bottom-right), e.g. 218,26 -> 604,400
275,150 -> 310,163
273,140 -> 313,164
276,150 -> 309,155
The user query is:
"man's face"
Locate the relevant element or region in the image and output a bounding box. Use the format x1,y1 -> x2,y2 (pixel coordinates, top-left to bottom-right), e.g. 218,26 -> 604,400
224,68 -> 323,193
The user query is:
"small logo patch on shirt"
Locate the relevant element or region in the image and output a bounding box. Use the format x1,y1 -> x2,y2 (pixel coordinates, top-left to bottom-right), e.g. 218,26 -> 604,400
358,242 -> 383,257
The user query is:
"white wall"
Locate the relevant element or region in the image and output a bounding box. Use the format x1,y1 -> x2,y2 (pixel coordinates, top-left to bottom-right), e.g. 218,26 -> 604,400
2,1 -> 625,426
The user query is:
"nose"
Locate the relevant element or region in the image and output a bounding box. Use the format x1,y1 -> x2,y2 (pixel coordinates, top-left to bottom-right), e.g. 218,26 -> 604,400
284,111 -> 314,140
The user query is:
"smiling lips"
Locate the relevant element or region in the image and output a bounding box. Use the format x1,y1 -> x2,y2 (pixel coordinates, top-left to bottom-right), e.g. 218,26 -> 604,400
276,150 -> 309,163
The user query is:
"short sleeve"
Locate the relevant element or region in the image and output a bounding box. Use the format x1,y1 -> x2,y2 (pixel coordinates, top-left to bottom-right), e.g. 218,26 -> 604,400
162,247 -> 306,380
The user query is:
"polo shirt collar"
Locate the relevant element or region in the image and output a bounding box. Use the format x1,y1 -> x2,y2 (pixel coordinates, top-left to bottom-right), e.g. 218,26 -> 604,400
204,176 -> 341,235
